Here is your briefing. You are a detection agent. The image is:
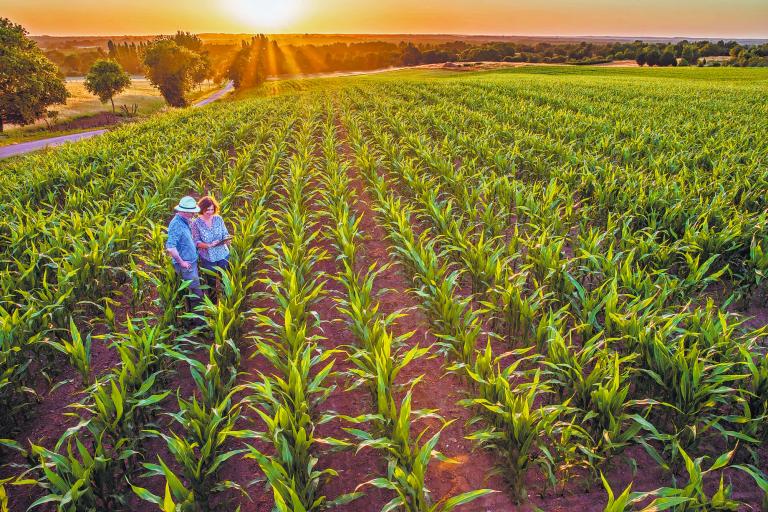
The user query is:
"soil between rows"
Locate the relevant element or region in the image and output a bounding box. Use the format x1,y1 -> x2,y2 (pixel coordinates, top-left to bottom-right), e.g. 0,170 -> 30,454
337,121 -> 515,510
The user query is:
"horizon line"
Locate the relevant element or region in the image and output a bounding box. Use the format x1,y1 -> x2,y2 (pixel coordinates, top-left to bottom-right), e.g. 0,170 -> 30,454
30,31 -> 768,41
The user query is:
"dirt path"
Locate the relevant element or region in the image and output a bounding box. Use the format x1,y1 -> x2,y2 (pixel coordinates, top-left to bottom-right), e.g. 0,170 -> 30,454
193,80 -> 235,107
0,129 -> 109,159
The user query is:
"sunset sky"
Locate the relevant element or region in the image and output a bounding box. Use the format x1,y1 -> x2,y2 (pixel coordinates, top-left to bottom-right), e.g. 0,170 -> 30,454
4,0 -> 767,38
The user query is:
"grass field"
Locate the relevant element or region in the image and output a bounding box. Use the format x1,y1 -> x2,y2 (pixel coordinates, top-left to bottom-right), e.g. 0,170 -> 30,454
1,66 -> 767,512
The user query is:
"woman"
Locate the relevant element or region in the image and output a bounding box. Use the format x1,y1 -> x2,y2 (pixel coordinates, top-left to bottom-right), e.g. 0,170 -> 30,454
191,196 -> 232,301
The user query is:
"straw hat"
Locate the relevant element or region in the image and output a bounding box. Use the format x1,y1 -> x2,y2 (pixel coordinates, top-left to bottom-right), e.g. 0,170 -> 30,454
175,196 -> 201,213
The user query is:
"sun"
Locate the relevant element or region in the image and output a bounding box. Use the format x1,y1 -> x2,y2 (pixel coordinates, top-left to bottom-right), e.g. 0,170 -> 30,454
224,0 -> 305,31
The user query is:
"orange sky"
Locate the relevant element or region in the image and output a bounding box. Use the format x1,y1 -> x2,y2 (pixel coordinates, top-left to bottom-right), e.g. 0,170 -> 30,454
5,0 -> 767,38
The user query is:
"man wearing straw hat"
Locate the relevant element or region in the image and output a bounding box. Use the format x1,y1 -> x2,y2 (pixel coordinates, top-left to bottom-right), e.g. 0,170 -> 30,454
166,196 -> 204,307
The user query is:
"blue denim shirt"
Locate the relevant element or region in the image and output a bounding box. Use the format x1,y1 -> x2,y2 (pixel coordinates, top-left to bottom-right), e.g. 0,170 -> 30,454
166,214 -> 198,266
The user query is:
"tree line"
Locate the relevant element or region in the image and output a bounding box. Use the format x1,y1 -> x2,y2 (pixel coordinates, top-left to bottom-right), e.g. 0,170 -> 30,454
402,39 -> 768,67
48,35 -> 768,79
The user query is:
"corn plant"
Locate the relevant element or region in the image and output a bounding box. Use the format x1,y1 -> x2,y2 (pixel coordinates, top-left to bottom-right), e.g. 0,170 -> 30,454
637,337 -> 741,453
735,236 -> 768,302
732,464 -> 768,511
131,459 -> 196,511
724,346 -> 768,447
649,447 -> 744,511
46,318 -> 93,386
599,473 -> 689,512
462,371 -> 566,502
29,291 -> 180,508
354,393 -> 495,512
0,479 -> 8,512
28,438 -> 112,510
243,113 -> 347,511
144,394 -> 250,509
246,353 -> 348,511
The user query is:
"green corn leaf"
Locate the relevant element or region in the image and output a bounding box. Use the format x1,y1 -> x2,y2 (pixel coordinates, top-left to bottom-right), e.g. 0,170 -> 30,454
433,488 -> 498,512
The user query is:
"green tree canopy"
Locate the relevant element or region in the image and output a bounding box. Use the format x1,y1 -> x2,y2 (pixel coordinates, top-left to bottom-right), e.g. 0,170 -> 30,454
645,48 -> 661,66
400,43 -> 422,66
0,18 -> 68,132
659,50 -> 678,67
84,58 -> 131,113
143,38 -> 205,107
228,35 -> 270,89
171,31 -> 210,82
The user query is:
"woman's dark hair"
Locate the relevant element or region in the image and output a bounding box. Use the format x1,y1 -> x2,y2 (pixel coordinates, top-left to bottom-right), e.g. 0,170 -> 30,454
198,196 -> 219,214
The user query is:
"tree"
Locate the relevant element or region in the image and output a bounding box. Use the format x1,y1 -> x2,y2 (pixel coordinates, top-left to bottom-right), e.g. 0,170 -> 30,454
172,31 -> 210,83
636,51 -> 647,66
460,46 -> 502,62
84,59 -> 131,113
172,31 -> 204,53
422,49 -> 453,64
228,35 -> 270,89
645,48 -> 661,66
681,44 -> 699,64
400,43 -> 422,66
0,18 -> 68,132
143,38 -> 205,107
108,40 -> 145,74
659,50 -> 677,67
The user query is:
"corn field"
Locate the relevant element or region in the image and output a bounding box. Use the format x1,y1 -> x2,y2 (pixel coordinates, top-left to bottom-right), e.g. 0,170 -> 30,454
1,66 -> 767,511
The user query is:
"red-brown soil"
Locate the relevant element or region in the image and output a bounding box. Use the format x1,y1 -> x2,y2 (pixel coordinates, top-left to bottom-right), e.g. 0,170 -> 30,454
311,213 -> 394,511
339,124 -> 515,510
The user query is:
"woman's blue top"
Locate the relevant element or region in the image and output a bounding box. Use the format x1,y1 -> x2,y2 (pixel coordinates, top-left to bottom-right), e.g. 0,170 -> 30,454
191,215 -> 230,263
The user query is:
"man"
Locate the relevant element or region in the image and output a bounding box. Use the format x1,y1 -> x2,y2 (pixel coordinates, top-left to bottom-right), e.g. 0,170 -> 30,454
166,196 -> 203,308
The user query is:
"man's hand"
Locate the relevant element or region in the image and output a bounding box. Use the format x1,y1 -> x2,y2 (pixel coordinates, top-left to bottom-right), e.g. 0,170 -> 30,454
167,248 -> 191,269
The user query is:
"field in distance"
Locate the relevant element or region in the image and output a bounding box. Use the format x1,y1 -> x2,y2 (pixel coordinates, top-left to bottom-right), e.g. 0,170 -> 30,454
1,65 -> 767,512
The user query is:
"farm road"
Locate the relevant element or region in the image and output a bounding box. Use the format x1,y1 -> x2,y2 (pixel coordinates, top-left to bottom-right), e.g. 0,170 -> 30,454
192,80 -> 234,107
0,129 -> 109,159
